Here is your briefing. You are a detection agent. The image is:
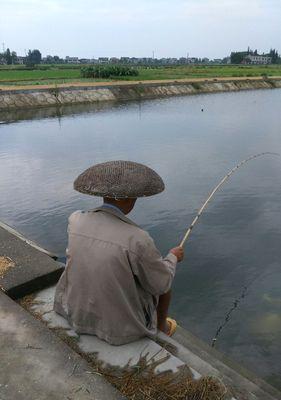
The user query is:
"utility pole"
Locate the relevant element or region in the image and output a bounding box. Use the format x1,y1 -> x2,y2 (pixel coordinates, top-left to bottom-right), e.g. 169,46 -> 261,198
2,42 -> 5,53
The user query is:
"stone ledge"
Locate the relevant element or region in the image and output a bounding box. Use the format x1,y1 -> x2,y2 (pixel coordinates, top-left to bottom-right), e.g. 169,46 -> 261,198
0,290 -> 124,400
24,285 -> 281,400
157,329 -> 281,400
0,223 -> 63,299
1,78 -> 281,111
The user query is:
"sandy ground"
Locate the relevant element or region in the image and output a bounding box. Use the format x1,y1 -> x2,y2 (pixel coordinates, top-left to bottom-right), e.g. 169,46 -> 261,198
1,76 -> 281,92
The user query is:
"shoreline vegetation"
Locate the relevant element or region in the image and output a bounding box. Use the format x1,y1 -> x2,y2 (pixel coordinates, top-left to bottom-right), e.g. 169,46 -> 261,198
1,64 -> 281,87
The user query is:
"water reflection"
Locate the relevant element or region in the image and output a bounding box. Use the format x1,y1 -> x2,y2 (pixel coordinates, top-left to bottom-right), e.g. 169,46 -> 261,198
0,101 -> 121,124
0,90 -> 281,389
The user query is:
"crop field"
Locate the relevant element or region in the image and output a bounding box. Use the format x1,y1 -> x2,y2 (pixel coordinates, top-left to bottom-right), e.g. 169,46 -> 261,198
134,64 -> 281,80
0,67 -> 80,83
0,64 -> 281,86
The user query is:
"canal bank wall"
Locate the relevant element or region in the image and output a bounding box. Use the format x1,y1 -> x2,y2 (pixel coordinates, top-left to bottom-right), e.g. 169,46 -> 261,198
0,221 -> 281,399
1,77 -> 281,110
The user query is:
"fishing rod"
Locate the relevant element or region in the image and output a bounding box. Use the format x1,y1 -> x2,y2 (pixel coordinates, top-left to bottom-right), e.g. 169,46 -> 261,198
179,152 -> 280,248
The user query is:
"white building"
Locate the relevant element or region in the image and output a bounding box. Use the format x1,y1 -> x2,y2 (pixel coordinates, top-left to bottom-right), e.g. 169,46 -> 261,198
246,55 -> 272,64
17,56 -> 26,64
187,57 -> 197,64
65,56 -> 80,64
98,57 -> 109,64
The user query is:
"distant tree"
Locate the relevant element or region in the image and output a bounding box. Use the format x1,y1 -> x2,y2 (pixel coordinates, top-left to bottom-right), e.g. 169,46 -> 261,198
269,48 -> 279,64
222,57 -> 230,64
26,49 -> 42,66
0,53 -> 6,65
5,48 -> 12,65
26,50 -> 34,67
230,52 -> 245,64
11,51 -> 17,64
44,55 -> 53,63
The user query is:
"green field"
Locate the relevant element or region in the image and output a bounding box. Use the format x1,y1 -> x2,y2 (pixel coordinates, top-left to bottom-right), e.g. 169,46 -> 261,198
1,64 -> 281,86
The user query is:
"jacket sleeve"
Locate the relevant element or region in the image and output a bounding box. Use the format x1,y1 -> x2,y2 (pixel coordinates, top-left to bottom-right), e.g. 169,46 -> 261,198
131,232 -> 177,296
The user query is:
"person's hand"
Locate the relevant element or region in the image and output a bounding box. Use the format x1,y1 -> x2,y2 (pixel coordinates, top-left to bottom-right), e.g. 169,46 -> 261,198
170,246 -> 184,262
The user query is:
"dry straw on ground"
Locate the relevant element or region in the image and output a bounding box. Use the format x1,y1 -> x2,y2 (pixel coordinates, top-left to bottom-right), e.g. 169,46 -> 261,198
20,295 -> 229,400
0,256 -> 15,278
103,354 -> 228,400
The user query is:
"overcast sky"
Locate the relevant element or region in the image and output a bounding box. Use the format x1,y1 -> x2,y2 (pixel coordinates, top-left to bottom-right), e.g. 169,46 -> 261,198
1,0 -> 280,59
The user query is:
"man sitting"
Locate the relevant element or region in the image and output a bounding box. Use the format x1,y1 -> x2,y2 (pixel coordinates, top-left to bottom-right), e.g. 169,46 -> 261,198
54,160 -> 184,345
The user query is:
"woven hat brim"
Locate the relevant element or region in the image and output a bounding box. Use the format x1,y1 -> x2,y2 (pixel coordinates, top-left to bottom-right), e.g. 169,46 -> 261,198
74,160 -> 165,198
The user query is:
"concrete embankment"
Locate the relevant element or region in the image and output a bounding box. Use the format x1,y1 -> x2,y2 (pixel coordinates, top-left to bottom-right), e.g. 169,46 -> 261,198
1,77 -> 281,110
0,222 -> 280,399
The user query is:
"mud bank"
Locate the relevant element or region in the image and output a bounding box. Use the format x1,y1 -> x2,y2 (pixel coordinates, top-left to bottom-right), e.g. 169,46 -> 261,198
1,77 -> 281,111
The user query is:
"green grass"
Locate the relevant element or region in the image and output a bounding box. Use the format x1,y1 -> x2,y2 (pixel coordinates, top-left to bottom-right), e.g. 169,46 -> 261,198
0,68 -> 80,82
1,64 -> 281,86
135,65 -> 281,80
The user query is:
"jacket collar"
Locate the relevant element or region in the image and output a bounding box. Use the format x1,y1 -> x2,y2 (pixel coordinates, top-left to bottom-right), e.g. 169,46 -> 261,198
91,206 -> 140,228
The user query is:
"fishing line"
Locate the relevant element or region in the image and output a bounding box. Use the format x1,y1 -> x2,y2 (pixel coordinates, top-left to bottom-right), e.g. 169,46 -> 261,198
178,152 -> 280,346
211,284 -> 248,347
211,265 -> 271,347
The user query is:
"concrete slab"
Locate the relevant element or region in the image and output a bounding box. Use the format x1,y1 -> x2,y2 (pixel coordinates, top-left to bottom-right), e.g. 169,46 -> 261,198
156,328 -> 281,400
28,286 -> 281,400
0,290 -> 124,400
0,224 -> 63,299
30,287 -> 234,396
30,287 -> 189,375
0,220 -> 57,259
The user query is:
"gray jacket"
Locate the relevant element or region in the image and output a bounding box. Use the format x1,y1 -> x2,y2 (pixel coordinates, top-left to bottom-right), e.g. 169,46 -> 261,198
54,207 -> 177,345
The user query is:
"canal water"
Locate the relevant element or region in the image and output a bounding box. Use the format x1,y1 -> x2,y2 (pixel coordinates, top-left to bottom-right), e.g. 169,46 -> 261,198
0,90 -> 281,388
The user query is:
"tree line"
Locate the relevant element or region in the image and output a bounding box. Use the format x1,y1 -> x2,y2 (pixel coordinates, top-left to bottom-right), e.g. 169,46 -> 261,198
231,48 -> 280,64
0,48 -> 17,64
0,48 -> 42,66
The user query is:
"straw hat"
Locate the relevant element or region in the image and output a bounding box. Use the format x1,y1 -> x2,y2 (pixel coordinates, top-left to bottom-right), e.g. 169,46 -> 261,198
74,160 -> 165,198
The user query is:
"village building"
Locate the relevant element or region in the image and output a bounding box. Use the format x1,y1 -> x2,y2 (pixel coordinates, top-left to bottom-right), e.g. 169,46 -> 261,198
0,55 -> 7,65
98,57 -> 109,64
109,57 -> 119,63
79,58 -> 92,64
16,56 -> 26,64
65,56 -> 80,64
245,54 -> 272,64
